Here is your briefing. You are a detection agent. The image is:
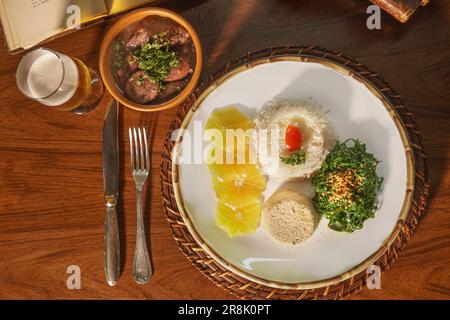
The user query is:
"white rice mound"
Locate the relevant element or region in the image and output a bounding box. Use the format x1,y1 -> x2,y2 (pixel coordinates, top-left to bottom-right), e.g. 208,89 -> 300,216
255,99 -> 335,180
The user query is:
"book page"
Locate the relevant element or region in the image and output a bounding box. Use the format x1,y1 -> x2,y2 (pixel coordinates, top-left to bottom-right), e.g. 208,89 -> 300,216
0,0 -> 19,50
105,0 -> 159,15
1,0 -> 107,50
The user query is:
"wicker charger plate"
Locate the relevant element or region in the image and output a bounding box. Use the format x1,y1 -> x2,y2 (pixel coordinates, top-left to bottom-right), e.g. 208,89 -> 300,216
160,45 -> 430,300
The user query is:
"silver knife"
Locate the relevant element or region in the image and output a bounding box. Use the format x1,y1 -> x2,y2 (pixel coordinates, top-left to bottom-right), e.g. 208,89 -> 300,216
103,99 -> 120,286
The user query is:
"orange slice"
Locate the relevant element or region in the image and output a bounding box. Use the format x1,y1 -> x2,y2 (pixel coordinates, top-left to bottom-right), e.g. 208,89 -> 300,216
205,106 -> 254,133
205,107 -> 254,153
216,200 -> 261,237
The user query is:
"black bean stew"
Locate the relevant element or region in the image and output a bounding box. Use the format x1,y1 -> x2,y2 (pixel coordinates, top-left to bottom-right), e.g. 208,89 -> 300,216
110,16 -> 196,105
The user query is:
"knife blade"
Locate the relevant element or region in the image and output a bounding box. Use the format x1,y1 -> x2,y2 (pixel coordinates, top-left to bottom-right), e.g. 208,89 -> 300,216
103,99 -> 120,286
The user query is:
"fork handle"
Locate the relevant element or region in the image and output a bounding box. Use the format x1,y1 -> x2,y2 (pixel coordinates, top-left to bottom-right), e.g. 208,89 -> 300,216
133,186 -> 152,284
104,201 -> 120,286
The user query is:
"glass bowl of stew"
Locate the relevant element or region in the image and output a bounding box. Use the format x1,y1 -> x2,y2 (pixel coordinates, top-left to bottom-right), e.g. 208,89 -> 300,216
99,8 -> 202,112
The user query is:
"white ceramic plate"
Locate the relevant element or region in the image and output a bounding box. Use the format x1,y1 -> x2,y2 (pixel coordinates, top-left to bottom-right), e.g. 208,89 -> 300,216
172,57 -> 413,288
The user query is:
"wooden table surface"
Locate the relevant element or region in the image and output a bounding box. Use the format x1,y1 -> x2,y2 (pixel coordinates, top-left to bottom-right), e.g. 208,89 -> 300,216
0,0 -> 449,300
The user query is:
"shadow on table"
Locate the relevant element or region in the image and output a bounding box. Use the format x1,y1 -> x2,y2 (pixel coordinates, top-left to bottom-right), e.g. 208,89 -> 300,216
276,0 -> 447,204
163,0 -> 210,13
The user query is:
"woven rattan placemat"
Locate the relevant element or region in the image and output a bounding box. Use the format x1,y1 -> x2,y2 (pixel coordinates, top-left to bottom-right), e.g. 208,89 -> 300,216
160,45 -> 430,300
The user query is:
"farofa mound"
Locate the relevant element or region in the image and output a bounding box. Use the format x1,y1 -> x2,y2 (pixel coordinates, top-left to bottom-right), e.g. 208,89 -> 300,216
262,190 -> 319,245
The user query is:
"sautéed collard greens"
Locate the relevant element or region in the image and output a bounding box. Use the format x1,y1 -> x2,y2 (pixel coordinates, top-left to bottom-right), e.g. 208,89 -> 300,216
314,139 -> 383,232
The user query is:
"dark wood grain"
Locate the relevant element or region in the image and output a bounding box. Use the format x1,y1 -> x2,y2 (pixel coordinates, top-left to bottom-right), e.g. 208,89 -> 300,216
0,0 -> 449,300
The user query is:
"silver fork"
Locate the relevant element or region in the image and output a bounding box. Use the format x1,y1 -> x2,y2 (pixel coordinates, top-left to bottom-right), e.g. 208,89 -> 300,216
129,127 -> 152,284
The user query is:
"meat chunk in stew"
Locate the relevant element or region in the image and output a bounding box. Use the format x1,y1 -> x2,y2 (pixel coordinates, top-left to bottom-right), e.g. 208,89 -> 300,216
125,71 -> 160,104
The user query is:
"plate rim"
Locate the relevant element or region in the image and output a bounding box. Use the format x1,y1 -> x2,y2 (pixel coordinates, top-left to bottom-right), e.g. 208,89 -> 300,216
161,45 -> 429,298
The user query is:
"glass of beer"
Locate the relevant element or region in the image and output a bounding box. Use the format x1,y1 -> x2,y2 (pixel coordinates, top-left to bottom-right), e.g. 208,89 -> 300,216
16,48 -> 104,114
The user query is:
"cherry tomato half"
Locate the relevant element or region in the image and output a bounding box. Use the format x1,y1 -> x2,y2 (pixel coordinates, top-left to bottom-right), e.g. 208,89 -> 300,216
285,124 -> 303,152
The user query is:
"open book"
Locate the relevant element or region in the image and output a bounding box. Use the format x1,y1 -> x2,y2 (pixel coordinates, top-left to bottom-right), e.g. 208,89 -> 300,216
0,0 -> 162,54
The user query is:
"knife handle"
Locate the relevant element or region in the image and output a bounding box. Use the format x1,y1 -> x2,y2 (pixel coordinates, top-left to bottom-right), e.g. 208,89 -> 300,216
104,197 -> 120,286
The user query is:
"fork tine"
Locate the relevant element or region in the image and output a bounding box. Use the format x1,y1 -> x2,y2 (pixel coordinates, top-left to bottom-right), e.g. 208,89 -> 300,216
133,128 -> 140,170
138,128 -> 145,171
129,128 -> 135,170
143,128 -> 150,172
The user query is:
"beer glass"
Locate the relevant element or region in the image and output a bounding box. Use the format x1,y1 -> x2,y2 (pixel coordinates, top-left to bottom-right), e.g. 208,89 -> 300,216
16,48 -> 104,114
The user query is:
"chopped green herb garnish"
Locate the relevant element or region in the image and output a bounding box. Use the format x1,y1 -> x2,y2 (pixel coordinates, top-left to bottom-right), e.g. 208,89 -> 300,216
132,33 -> 179,88
280,149 -> 306,166
113,39 -> 125,69
136,76 -> 145,86
314,139 -> 383,233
